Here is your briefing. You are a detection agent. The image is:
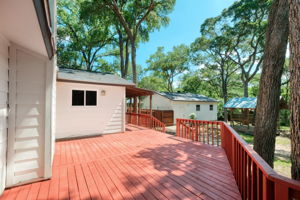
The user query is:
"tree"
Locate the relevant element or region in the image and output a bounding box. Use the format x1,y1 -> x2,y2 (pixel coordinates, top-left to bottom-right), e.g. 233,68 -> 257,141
288,0 -> 300,180
219,0 -> 271,97
87,0 -> 176,83
190,18 -> 239,121
147,45 -> 190,92
57,0 -> 114,71
253,0 -> 289,167
138,75 -> 166,91
115,25 -> 130,78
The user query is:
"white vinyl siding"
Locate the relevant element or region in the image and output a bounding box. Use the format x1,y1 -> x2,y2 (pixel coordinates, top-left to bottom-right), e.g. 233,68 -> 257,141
171,101 -> 218,121
56,82 -> 125,139
0,35 -> 8,193
7,45 -> 49,186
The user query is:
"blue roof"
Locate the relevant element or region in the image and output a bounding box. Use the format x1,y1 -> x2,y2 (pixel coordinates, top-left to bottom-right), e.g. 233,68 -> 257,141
224,97 -> 257,109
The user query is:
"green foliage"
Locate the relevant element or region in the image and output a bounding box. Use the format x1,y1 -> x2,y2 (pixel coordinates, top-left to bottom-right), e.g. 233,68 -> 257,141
146,44 -> 190,92
81,0 -> 176,83
57,0 -> 114,71
189,113 -> 196,120
138,76 -> 166,91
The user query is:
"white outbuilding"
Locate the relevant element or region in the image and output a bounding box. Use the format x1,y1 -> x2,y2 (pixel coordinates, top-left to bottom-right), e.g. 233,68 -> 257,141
56,68 -> 136,139
142,92 -> 219,123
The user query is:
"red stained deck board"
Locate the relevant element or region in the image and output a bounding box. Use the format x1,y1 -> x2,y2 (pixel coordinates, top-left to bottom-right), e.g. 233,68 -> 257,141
0,124 -> 241,200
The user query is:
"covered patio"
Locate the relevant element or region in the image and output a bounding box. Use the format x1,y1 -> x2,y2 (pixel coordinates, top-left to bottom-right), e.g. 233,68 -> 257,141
0,125 -> 241,200
126,87 -> 154,114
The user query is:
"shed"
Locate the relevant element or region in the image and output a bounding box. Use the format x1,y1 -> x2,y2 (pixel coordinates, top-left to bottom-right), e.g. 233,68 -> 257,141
56,68 -> 152,139
56,68 -> 132,139
141,92 -> 219,124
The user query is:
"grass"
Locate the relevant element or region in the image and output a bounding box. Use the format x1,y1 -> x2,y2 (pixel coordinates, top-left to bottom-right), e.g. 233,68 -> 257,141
274,158 -> 292,178
235,130 -> 291,178
279,125 -> 290,131
238,132 -> 254,144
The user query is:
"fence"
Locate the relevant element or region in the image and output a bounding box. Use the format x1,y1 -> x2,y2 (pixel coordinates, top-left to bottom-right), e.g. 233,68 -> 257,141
141,109 -> 174,126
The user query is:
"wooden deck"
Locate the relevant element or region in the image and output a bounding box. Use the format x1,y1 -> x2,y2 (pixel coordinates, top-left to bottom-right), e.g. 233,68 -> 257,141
1,125 -> 241,200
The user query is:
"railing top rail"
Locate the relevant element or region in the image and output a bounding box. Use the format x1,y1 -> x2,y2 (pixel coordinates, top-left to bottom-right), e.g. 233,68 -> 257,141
222,122 -> 276,176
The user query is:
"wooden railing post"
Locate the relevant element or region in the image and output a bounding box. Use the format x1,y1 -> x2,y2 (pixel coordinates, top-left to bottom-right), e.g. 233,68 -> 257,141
220,122 -> 226,149
274,181 -> 289,200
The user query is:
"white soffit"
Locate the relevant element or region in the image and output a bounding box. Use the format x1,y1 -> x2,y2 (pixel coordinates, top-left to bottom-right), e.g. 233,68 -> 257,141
0,0 -> 47,56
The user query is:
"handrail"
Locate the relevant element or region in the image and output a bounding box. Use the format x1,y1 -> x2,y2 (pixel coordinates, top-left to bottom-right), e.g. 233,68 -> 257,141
126,113 -> 166,132
176,118 -> 300,200
176,118 -> 222,146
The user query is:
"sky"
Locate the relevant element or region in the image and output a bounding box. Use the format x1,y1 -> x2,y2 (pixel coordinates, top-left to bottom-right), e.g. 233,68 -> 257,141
136,0 -> 236,68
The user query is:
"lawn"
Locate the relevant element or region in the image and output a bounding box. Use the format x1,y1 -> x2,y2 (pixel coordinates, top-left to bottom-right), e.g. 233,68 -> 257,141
237,131 -> 291,178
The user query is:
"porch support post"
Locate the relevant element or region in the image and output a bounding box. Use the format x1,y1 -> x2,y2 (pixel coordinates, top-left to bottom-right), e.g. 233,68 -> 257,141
150,95 -> 153,116
138,96 -> 141,114
129,98 -> 132,113
134,97 -> 138,113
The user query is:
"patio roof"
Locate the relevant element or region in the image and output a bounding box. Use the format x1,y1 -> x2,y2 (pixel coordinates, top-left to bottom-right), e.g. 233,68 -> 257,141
224,97 -> 257,109
126,86 -> 154,97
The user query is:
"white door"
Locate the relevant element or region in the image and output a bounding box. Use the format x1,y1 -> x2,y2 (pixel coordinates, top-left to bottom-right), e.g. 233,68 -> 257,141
7,44 -> 48,186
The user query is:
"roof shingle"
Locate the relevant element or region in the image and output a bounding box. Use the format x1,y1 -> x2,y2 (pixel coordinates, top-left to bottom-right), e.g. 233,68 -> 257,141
57,68 -> 135,86
157,92 -> 218,102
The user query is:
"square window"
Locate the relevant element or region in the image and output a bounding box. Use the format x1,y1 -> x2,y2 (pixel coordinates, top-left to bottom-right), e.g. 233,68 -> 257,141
196,105 -> 200,111
72,90 -> 84,106
210,105 -> 214,111
86,91 -> 97,106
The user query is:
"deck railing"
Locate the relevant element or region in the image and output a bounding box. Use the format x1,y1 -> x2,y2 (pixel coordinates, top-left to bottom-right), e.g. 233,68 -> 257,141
176,118 -> 300,200
126,113 -> 166,132
176,119 -> 222,146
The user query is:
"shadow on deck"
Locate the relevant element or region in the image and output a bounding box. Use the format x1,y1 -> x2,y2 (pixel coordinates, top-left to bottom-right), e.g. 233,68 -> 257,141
1,124 -> 241,200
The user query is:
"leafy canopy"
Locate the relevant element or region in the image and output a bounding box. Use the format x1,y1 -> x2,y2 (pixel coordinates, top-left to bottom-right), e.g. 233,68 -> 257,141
147,44 -> 190,92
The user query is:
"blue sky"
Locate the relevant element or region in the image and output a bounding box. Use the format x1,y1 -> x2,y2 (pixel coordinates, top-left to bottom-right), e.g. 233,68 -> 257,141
136,0 -> 236,68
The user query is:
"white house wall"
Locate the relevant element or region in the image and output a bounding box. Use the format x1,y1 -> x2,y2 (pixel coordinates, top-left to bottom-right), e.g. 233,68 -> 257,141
171,101 -> 218,121
56,82 -> 125,139
142,94 -> 172,110
141,93 -> 218,123
0,35 -> 9,193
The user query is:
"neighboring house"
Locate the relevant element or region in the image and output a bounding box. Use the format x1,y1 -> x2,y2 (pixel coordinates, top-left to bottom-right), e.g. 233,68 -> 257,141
142,92 -> 219,122
56,68 -> 135,139
0,0 -> 56,194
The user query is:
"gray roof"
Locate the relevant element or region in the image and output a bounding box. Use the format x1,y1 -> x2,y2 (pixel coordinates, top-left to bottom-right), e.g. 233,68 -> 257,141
157,92 -> 218,102
57,68 -> 135,86
224,97 -> 257,109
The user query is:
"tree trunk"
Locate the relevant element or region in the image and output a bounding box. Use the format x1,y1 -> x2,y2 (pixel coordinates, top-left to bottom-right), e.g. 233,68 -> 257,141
253,0 -> 289,167
118,31 -> 125,78
243,81 -> 249,97
131,40 -> 137,83
223,84 -> 228,122
289,0 -> 300,180
124,39 -> 130,78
